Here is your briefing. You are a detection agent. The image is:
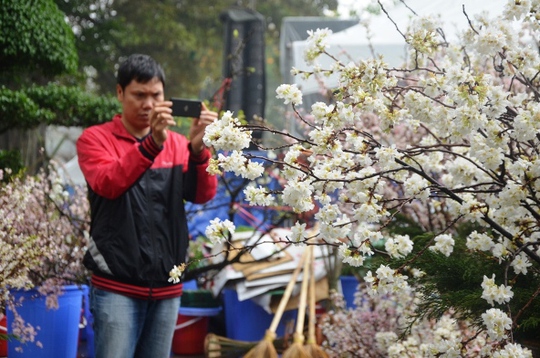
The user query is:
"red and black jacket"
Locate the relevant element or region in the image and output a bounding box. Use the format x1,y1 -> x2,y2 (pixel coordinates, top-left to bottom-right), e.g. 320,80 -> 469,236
77,114 -> 217,299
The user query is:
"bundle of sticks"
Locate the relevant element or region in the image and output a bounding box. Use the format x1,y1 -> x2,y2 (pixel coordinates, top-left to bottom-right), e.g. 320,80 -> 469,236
204,246 -> 328,358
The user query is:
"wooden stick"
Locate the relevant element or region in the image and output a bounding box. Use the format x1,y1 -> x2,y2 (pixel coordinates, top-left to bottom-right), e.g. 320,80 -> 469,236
268,247 -> 309,334
307,245 -> 317,343
294,246 -> 311,338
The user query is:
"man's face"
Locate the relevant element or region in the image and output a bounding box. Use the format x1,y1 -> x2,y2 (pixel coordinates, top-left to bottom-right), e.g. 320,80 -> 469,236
116,77 -> 164,133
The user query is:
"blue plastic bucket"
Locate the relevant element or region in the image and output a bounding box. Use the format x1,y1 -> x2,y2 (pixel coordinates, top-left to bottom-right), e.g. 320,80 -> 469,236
223,289 -> 298,341
340,276 -> 359,309
81,285 -> 95,358
182,279 -> 198,290
6,285 -> 84,358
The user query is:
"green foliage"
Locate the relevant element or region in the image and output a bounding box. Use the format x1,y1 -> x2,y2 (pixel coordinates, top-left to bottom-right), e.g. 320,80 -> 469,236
0,85 -> 120,133
0,87 -> 55,132
0,150 -> 25,182
386,217 -> 540,337
1,0 -> 340,130
0,0 -> 78,79
24,84 -> 120,127
386,212 -> 427,238
54,0 -> 120,89
0,0 -> 112,133
55,0 -> 339,98
411,242 -> 497,325
414,241 -> 540,337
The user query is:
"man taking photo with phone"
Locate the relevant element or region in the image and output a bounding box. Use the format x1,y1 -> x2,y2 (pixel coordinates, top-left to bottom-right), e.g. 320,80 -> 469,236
77,53 -> 218,358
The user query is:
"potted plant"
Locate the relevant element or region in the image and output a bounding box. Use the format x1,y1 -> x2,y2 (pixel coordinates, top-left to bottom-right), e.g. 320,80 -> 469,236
0,159 -> 90,356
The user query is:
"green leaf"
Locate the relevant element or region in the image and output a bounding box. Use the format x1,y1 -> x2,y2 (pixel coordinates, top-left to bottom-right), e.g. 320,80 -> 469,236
0,0 -> 78,77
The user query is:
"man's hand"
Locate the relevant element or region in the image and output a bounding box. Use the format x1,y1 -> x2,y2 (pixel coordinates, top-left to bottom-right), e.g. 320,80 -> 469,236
189,102 -> 217,155
150,101 -> 176,147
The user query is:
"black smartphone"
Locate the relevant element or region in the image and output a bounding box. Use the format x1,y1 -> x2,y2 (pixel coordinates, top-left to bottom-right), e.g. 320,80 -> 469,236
170,98 -> 202,118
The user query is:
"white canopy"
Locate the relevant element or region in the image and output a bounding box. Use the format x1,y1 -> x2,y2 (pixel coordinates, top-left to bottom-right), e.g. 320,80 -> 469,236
290,0 -> 509,96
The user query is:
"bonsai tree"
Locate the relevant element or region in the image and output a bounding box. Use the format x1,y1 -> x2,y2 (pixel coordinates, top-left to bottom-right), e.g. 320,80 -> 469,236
0,0 -> 119,172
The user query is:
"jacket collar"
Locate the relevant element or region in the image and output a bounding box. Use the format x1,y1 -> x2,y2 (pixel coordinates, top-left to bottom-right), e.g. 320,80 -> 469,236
111,114 -> 138,142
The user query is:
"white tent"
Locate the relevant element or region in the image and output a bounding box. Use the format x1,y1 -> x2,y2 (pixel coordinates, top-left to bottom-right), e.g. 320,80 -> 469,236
280,17 -> 358,85
289,0 -> 509,98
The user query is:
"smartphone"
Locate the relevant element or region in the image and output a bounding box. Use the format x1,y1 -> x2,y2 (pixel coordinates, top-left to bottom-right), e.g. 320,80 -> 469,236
170,98 -> 202,118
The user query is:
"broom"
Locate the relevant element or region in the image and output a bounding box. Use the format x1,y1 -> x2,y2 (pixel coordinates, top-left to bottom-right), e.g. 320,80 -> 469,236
204,333 -> 256,357
243,247 -> 310,358
282,246 -> 311,358
204,333 -> 289,357
304,245 -> 329,357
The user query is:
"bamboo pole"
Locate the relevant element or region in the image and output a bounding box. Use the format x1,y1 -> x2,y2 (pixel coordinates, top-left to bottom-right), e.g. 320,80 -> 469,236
243,247 -> 310,358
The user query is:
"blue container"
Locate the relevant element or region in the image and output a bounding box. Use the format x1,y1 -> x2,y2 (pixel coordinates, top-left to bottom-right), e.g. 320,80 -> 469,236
7,285 -> 84,358
82,285 -> 95,358
223,289 -> 297,341
340,276 -> 359,309
182,279 -> 198,290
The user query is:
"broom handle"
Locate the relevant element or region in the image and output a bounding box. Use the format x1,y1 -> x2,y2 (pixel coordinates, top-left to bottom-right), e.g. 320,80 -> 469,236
294,245 -> 312,336
268,247 -> 309,333
308,245 -> 316,342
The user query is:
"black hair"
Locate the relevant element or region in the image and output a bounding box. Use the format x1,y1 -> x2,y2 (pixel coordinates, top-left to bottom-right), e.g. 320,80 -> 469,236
116,54 -> 166,90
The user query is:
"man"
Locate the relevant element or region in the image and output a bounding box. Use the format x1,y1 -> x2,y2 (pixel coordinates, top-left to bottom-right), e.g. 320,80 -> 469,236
77,54 -> 218,358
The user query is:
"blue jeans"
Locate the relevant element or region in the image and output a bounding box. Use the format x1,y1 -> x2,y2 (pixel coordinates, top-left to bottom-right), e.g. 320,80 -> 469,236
90,286 -> 180,358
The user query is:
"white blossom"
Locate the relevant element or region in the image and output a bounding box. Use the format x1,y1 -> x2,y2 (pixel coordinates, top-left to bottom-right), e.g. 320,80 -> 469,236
243,185 -> 275,206
204,4 -> 540,354
318,216 -> 351,243
481,274 -> 514,306
352,223 -> 382,249
405,15 -> 441,55
511,103 -> 540,142
460,194 -> 489,222
276,84 -> 303,105
203,111 -> 251,151
374,145 -> 402,171
338,243 -> 365,267
420,316 -> 464,357
205,218 -> 236,245
168,264 -> 186,284
511,252 -> 532,275
466,231 -> 494,252
492,343 -> 533,358
403,175 -> 431,202
506,45 -> 540,78
430,234 -> 455,257
282,178 -> 315,213
492,240 -> 511,263
311,102 -> 333,123
482,308 -> 512,340
303,28 -> 333,65
215,151 -> 264,180
289,222 -> 307,244
365,265 -> 410,297
375,331 -> 398,353
385,235 -> 414,259
503,0 -> 532,21
471,24 -> 509,56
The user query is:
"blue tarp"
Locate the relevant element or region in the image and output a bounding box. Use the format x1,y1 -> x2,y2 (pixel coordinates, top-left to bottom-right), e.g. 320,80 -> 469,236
185,150 -> 282,239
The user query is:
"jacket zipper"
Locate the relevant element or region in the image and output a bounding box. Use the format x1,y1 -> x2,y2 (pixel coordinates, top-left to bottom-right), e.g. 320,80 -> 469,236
145,172 -> 156,300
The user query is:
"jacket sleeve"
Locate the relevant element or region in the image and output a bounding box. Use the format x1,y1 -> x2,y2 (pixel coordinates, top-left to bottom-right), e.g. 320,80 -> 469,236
183,144 -> 217,204
76,128 -> 160,199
